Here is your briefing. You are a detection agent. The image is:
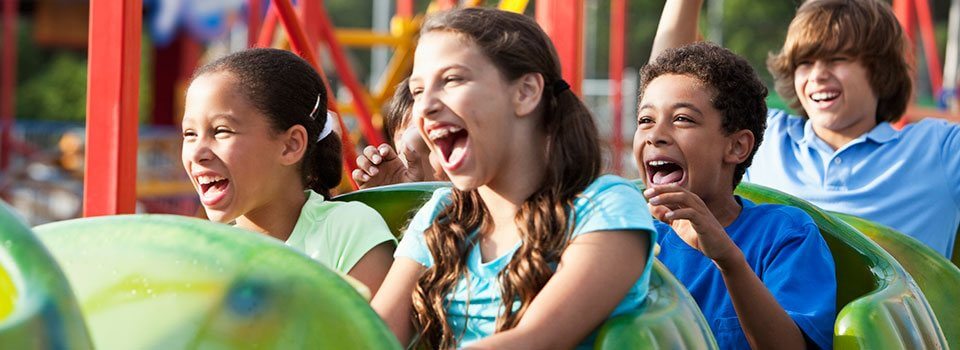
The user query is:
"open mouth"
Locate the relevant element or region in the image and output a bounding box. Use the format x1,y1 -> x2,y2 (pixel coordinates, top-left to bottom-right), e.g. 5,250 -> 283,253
645,159 -> 686,186
196,174 -> 230,205
427,125 -> 469,169
809,90 -> 840,104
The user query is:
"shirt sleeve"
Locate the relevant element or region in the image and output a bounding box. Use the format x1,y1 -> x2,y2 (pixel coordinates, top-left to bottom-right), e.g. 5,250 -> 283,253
395,188 -> 453,267
571,178 -> 656,239
936,120 -> 960,207
760,216 -> 836,350
323,202 -> 397,273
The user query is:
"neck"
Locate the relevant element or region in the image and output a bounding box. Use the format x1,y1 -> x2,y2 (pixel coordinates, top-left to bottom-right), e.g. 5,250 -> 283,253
812,117 -> 877,151
234,186 -> 308,241
704,193 -> 742,227
478,128 -> 548,233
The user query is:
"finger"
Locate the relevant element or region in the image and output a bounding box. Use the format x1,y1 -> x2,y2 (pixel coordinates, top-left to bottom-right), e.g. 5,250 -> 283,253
648,203 -> 673,223
351,169 -> 370,184
663,208 -> 704,225
355,156 -> 379,176
642,184 -> 685,199
377,144 -> 400,162
402,143 -> 425,181
646,191 -> 695,208
362,145 -> 382,165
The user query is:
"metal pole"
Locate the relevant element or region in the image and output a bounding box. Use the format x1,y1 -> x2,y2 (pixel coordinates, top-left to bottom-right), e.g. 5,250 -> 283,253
944,0 -> 960,111
536,0 -> 584,96
609,0 -> 625,174
0,0 -> 17,172
372,0 -> 391,88
83,0 -> 142,216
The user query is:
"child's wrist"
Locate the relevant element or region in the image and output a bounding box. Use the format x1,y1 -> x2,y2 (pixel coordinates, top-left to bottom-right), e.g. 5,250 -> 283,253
712,249 -> 746,273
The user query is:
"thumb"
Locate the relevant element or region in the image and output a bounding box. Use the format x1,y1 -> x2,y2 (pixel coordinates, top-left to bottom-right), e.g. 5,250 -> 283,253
402,143 -> 425,181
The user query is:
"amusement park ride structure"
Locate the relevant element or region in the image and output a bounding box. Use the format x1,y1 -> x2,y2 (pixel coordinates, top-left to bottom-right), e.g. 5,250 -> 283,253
0,0 -> 957,217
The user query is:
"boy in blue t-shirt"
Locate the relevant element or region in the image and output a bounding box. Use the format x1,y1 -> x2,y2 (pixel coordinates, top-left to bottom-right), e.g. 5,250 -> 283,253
635,42 -> 836,349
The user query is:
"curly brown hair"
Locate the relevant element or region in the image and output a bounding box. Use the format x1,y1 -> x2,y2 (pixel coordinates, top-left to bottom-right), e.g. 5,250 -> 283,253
767,0 -> 912,123
639,42 -> 768,188
411,8 -> 601,348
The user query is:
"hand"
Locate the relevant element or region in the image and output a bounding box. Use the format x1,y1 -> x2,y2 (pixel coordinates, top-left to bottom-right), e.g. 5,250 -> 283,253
352,143 -> 425,189
643,184 -> 741,265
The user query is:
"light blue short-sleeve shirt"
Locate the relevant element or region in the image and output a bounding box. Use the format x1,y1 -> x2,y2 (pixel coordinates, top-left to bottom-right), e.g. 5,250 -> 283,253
395,175 -> 656,348
745,109 -> 960,257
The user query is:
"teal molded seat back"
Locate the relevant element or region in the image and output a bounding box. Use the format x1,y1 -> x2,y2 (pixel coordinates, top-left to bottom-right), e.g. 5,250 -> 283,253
334,182 -> 718,348
736,182 -> 946,349
0,202 -> 92,349
33,215 -> 400,349
832,212 -> 960,349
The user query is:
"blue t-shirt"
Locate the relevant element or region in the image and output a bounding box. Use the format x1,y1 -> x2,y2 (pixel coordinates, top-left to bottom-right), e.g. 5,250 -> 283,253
656,196 -> 836,350
745,109 -> 960,257
395,175 -> 656,348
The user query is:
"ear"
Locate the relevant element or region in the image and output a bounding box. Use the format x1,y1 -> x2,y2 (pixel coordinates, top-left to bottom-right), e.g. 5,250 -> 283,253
512,72 -> 545,117
724,129 -> 755,165
279,124 -> 309,166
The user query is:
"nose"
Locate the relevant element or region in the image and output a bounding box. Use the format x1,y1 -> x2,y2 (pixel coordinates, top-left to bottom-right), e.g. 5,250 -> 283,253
643,119 -> 673,146
807,60 -> 830,82
413,86 -> 443,121
183,136 -> 214,164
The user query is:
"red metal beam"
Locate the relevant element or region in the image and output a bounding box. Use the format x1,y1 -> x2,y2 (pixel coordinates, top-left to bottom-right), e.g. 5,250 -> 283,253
893,0 -> 916,43
248,0 -> 263,47
308,0 -> 386,147
437,0 -> 457,10
915,0 -> 942,97
84,0 -> 142,216
257,2 -> 279,47
609,0 -> 625,174
1,0 -> 17,172
536,0 -> 584,96
273,0 -> 359,189
397,0 -> 414,18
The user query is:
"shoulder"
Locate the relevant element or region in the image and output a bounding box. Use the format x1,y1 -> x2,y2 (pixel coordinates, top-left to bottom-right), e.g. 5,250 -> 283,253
578,175 -> 644,201
740,199 -> 818,237
571,175 -> 654,238
902,118 -> 960,141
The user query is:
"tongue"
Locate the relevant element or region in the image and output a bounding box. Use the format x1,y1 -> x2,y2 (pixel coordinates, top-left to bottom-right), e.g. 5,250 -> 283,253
446,136 -> 468,165
204,180 -> 228,197
652,169 -> 682,185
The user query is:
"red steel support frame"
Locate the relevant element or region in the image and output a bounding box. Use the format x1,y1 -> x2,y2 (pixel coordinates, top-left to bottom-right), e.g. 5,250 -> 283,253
397,0 -> 414,18
83,0 -> 142,216
609,0 -> 625,174
248,0 -> 263,47
304,0 -> 386,147
1,0 -> 17,172
915,0 -> 942,97
536,0 -> 584,96
271,0 -> 360,188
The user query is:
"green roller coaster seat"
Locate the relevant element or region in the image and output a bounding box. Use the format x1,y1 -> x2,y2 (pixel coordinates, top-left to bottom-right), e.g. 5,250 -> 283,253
832,212 -> 960,349
735,182 -> 947,349
334,182 -> 718,349
33,215 -> 401,350
0,202 -> 92,349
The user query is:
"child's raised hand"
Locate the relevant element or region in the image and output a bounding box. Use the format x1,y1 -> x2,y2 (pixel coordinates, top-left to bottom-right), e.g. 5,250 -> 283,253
352,143 -> 425,189
643,184 -> 740,264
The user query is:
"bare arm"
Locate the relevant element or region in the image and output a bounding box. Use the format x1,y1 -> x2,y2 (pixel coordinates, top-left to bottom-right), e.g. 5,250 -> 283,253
645,185 -> 805,349
650,0 -> 705,63
465,230 -> 650,350
346,242 -> 395,297
371,258 -> 425,346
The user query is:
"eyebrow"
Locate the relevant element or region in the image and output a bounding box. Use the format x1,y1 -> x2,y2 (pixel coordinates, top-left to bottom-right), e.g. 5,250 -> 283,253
410,64 -> 472,84
638,101 -> 704,115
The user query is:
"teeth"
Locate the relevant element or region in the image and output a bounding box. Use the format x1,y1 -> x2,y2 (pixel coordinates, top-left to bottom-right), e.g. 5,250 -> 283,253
197,175 -> 225,185
647,160 -> 673,167
810,91 -> 839,101
427,126 -> 463,141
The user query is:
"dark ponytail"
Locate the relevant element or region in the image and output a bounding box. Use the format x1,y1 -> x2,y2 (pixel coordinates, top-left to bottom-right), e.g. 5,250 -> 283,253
192,48 -> 342,197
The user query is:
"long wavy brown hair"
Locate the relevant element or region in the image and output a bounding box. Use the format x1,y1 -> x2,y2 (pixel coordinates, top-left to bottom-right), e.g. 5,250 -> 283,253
410,8 -> 602,348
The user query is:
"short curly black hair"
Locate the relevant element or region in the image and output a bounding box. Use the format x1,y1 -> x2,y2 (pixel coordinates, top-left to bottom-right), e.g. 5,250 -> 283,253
638,42 -> 768,188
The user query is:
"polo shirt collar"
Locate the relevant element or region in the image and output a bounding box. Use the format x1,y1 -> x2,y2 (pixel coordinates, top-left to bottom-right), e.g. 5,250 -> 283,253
791,119 -> 899,147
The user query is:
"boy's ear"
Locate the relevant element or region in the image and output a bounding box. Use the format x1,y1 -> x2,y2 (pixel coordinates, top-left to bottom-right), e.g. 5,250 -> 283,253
280,124 -> 309,166
724,129 -> 755,165
513,72 -> 545,117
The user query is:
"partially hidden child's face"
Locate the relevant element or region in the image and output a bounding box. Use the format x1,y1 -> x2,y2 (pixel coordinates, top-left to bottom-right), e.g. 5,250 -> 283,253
181,72 -> 289,223
410,31 -> 517,190
395,123 -> 446,182
793,56 -> 878,138
634,74 -> 734,197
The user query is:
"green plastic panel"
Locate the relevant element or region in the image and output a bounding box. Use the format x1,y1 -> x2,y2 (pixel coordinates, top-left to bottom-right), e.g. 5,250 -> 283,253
334,182 -> 718,348
0,202 -> 92,349
33,215 -> 401,350
735,183 -> 947,349
833,212 -> 960,349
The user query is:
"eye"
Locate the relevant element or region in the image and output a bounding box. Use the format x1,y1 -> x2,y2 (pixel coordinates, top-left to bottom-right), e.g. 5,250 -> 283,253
182,129 -> 197,139
637,116 -> 653,127
830,56 -> 849,63
214,126 -> 234,138
443,75 -> 463,85
410,87 -> 423,98
674,114 -> 695,123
